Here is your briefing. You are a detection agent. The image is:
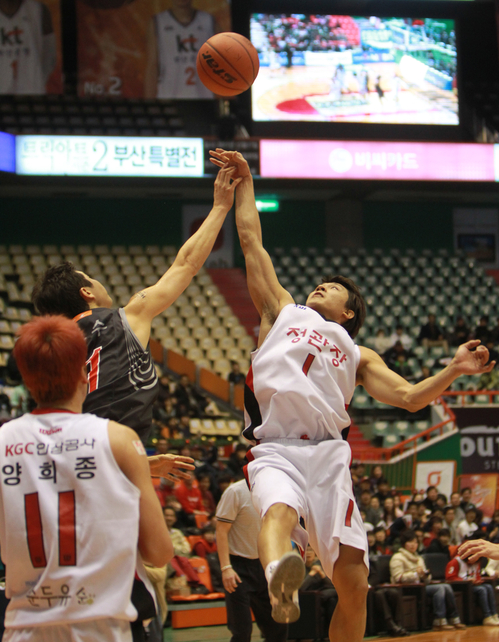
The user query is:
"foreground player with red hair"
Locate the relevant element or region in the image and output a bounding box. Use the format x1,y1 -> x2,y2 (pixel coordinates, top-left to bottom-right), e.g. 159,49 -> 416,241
0,315 -> 172,642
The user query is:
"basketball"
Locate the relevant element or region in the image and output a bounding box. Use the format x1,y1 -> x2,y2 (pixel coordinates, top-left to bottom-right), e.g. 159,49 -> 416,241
196,32 -> 260,97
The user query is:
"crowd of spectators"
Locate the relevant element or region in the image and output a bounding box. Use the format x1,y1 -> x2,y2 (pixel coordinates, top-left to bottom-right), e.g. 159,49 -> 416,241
371,314 -> 499,386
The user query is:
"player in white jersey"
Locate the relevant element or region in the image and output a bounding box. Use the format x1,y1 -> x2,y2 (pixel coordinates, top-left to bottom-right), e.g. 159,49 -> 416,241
210,148 -> 495,642
144,0 -> 217,99
0,315 -> 173,642
0,0 -> 57,95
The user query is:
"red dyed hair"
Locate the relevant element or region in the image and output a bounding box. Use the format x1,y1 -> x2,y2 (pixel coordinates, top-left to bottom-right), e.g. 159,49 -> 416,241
14,315 -> 87,404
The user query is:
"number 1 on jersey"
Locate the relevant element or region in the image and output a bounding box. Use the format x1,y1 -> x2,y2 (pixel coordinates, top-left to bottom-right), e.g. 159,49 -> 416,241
86,346 -> 102,393
302,353 -> 315,377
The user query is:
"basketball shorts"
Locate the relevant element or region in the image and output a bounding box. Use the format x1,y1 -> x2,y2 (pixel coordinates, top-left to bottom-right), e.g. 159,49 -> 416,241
247,438 -> 368,579
3,618 -> 133,642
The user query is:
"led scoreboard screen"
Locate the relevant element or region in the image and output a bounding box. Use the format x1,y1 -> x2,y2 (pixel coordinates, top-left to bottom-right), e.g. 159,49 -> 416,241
250,14 -> 458,126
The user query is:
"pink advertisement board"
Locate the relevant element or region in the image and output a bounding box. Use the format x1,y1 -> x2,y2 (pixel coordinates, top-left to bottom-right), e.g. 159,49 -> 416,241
260,140 -> 496,181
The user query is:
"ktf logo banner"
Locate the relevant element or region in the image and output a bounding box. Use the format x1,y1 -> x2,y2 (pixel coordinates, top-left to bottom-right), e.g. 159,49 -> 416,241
460,426 -> 499,473
415,462 -> 455,498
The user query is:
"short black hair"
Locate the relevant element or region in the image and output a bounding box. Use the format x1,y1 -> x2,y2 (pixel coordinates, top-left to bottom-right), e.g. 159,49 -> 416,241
32,262 -> 91,319
438,528 -> 450,538
321,275 -> 366,339
400,530 -> 418,546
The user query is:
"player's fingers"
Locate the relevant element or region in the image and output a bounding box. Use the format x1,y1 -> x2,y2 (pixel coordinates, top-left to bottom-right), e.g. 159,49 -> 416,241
463,339 -> 481,349
174,456 -> 195,464
209,158 -> 224,167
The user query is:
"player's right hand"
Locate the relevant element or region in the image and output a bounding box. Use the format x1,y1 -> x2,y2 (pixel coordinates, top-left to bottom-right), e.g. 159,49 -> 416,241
459,539 -> 499,562
222,567 -> 242,593
213,165 -> 242,211
209,148 -> 251,179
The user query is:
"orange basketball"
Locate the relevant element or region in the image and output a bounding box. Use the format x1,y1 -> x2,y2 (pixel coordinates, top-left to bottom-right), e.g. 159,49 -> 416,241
196,32 -> 260,97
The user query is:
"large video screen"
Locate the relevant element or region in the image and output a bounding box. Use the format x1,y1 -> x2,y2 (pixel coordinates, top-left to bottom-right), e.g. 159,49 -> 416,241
250,15 -> 458,126
0,0 -> 63,95
77,0 -> 231,99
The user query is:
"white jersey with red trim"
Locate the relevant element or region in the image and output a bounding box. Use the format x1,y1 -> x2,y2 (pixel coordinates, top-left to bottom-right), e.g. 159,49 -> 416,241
243,303 -> 360,442
154,10 -> 214,99
0,0 -> 46,95
0,410 -> 141,628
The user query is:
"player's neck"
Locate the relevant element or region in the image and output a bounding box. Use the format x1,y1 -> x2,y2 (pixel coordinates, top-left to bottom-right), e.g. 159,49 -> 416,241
36,398 -> 83,414
171,6 -> 195,25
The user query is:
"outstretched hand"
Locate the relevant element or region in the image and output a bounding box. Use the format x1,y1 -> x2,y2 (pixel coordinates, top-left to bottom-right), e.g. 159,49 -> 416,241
209,148 -> 251,179
451,340 -> 495,376
459,539 -> 499,563
148,454 -> 195,481
213,165 -> 243,211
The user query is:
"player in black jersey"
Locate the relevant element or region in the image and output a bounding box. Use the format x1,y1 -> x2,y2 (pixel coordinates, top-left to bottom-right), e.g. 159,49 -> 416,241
32,165 -> 242,444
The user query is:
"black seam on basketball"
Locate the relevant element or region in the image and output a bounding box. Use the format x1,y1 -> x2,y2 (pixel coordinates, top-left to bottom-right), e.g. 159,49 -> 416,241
198,59 -> 246,92
220,34 -> 258,81
205,41 -> 252,86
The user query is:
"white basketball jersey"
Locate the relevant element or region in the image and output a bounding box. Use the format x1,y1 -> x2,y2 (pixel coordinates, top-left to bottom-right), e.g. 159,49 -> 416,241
0,410 -> 141,628
0,0 -> 45,94
155,10 -> 214,99
244,304 -> 360,442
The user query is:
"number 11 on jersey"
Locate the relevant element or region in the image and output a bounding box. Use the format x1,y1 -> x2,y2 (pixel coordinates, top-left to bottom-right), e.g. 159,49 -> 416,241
86,347 -> 102,393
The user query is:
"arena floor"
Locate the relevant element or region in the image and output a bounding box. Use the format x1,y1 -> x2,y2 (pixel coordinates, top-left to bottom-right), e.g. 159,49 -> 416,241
165,624 -> 499,642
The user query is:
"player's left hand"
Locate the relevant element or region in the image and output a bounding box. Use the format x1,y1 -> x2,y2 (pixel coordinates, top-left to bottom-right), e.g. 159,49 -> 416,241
209,148 -> 252,179
148,454 -> 195,481
451,340 -> 495,375
459,539 -> 499,563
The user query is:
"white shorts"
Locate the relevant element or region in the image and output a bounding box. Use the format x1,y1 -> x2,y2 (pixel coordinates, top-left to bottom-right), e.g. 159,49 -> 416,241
247,439 -> 368,579
3,619 -> 133,642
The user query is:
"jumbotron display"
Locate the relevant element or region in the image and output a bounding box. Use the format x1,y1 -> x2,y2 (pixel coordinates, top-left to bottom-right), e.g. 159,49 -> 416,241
250,14 -> 458,125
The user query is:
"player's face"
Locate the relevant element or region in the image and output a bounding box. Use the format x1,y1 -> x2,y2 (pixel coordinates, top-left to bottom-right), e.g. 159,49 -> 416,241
306,282 -> 353,325
78,271 -> 113,308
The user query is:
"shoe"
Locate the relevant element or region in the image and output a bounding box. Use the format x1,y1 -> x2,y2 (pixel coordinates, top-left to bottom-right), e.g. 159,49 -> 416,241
268,552 -> 305,624
389,625 -> 409,637
483,616 -> 499,626
454,623 -> 466,630
433,624 -> 454,631
492,615 -> 499,624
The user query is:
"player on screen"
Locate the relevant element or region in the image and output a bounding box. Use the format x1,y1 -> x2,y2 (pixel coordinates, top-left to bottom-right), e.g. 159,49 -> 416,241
210,147 -> 495,640
144,0 -> 219,99
0,315 -> 172,642
31,165 -> 242,443
0,0 -> 57,95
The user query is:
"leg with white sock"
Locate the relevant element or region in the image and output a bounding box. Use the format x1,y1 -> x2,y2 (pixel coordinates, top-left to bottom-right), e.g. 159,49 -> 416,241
258,502 -> 305,624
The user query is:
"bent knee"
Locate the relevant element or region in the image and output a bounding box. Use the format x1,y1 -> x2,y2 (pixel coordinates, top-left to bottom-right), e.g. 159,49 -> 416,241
263,502 -> 298,526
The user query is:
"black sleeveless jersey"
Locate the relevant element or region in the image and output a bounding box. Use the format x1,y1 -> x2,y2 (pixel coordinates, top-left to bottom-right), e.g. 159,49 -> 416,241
75,308 -> 159,442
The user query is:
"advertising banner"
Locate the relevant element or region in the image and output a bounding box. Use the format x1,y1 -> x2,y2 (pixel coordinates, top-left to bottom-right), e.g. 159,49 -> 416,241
455,407 -> 499,474
0,131 -> 15,172
182,204 -> 233,268
16,135 -> 204,176
415,461 -> 455,498
260,140 -> 496,182
459,474 -> 498,518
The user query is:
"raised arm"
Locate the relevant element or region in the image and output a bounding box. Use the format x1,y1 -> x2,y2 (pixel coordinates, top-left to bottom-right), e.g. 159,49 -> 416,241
210,149 -> 293,345
357,340 -> 494,412
124,165 -> 241,347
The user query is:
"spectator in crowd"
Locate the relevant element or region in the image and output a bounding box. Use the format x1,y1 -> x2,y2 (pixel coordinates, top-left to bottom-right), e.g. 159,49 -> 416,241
422,486 -> 439,512
435,493 -> 447,510
301,545 -> 338,625
478,340 -> 499,389
446,539 -> 499,626
193,525 -> 218,558
414,527 -> 426,554
456,507 -> 479,543
450,317 -> 470,347
423,516 -> 443,548
374,328 -> 393,355
368,558 -> 408,637
384,342 -> 413,371
393,496 -> 404,519
361,510 -> 375,533
227,443 -> 248,479
175,374 -> 208,416
374,479 -> 391,504
379,497 -> 397,531
486,510 -> 499,544
425,528 -> 451,560
358,488 -> 374,517
418,314 -> 449,355
367,496 -> 382,525
155,437 -> 169,455
369,464 -> 384,491
197,473 -> 217,515
164,507 -> 191,556
367,530 -> 377,555
157,372 -> 175,403
389,325 -> 413,351
485,556 -> 499,579
373,527 -> 392,555
490,317 -> 499,345
388,502 -> 420,545
228,361 -> 246,385
443,507 -> 459,545
391,354 -> 414,381
174,470 -> 208,524
450,491 -> 466,525
416,365 -> 432,383
156,476 -> 176,508
390,530 -> 465,631
214,474 -> 234,504
474,316 -> 491,344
